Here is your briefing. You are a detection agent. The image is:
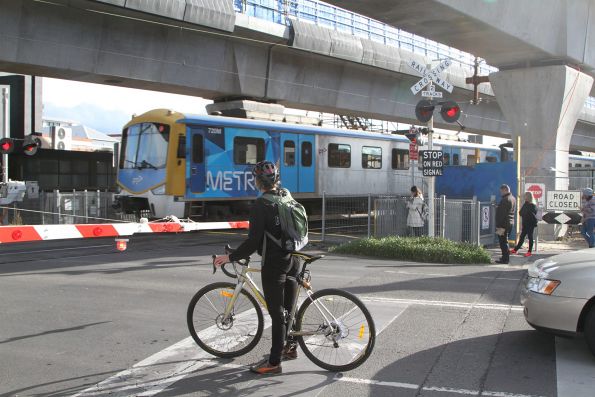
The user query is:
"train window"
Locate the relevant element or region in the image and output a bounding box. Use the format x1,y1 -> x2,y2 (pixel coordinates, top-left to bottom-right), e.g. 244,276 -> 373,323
234,137 -> 265,165
301,141 -> 312,167
575,164 -> 582,168
362,146 -> 382,169
328,143 -> 351,168
467,155 -> 477,166
284,140 -> 295,166
192,134 -> 203,164
177,135 -> 186,159
443,153 -> 450,166
586,164 -> 592,168
453,154 -> 460,165
486,156 -> 497,163
391,149 -> 409,170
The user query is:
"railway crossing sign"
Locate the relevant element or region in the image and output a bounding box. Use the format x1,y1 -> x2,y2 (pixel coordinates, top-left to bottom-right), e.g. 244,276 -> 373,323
542,211 -> 582,225
408,59 -> 454,95
421,84 -> 443,99
546,190 -> 581,211
420,150 -> 444,176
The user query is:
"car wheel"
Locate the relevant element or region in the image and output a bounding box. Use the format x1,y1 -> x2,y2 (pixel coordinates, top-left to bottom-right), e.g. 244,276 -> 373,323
586,306 -> 595,357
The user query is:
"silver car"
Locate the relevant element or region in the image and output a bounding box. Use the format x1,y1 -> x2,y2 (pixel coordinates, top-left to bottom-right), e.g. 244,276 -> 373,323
520,248 -> 595,356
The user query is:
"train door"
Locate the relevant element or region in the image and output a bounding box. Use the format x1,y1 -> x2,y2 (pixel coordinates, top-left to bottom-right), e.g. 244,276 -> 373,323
280,134 -> 298,191
298,135 -> 315,192
187,127 -> 205,194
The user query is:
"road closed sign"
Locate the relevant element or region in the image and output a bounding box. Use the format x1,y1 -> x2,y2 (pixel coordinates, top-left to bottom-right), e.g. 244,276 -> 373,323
546,190 -> 581,211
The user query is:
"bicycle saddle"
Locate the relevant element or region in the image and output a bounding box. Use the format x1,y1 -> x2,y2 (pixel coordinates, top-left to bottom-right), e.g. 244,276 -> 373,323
290,251 -> 325,263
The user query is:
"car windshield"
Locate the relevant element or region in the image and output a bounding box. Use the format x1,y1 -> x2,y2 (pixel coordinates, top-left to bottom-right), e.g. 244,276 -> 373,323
120,123 -> 169,169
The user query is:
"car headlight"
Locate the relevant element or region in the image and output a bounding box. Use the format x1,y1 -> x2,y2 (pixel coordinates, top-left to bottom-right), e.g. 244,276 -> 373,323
151,184 -> 166,195
526,277 -> 561,295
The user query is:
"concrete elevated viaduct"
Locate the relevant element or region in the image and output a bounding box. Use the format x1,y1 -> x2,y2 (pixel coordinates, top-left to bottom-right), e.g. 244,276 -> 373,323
0,0 -> 594,178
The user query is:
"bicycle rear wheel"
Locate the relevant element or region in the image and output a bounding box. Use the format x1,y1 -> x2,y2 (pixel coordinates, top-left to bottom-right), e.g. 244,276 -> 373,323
187,282 -> 263,358
295,288 -> 375,372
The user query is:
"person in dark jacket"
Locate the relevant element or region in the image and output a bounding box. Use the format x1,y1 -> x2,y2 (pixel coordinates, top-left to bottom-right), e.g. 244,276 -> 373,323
510,192 -> 538,257
214,160 -> 299,375
495,184 -> 516,264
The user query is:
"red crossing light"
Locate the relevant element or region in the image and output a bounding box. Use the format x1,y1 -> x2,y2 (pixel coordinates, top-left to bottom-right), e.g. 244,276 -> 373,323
440,101 -> 461,123
0,138 -> 14,154
22,135 -> 41,156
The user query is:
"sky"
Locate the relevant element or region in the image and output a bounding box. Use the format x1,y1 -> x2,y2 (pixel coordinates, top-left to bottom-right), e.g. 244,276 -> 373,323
42,78 -> 212,134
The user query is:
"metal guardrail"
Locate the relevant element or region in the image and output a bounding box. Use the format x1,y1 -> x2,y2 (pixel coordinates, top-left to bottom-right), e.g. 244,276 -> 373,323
234,0 -> 595,109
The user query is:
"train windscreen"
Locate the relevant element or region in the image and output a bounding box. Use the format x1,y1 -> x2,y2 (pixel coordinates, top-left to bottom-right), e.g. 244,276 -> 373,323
120,123 -> 170,169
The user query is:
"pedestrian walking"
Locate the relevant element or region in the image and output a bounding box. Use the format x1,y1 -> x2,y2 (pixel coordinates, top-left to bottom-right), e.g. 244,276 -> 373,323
495,184 -> 516,264
510,192 -> 538,257
581,188 -> 595,248
407,186 -> 426,237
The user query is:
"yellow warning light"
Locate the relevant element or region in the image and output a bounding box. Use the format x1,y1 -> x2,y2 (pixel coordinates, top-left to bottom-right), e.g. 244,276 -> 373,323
220,290 -> 234,298
358,324 -> 365,339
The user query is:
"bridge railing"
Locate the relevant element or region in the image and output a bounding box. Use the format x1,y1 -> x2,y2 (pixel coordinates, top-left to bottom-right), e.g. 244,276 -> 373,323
235,0 -> 595,109
234,0 -> 496,75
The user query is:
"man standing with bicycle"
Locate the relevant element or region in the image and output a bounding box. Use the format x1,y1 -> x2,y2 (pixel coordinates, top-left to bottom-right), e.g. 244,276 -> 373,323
214,161 -> 300,375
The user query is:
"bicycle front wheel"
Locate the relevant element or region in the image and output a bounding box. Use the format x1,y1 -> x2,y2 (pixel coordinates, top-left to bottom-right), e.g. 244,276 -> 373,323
295,288 -> 375,372
187,282 -> 263,358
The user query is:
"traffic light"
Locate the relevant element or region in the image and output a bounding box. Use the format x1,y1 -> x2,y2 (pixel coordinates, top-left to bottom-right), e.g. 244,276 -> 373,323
0,138 -> 14,154
22,135 -> 41,156
440,101 -> 461,123
415,100 -> 435,123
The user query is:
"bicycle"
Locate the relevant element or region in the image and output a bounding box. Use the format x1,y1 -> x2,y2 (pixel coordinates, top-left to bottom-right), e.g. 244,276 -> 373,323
186,245 -> 376,372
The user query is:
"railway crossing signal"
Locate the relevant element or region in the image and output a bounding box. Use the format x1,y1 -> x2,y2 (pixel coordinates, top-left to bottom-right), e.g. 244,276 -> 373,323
0,138 -> 14,154
440,101 -> 461,123
415,100 -> 462,124
0,135 -> 41,156
22,135 -> 41,156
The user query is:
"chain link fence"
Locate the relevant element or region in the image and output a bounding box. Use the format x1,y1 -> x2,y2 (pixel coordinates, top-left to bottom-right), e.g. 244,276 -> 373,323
320,193 -> 498,246
1,190 -> 123,225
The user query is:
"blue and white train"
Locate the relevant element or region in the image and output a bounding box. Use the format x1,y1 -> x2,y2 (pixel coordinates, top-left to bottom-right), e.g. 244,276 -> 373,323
114,109 -> 595,219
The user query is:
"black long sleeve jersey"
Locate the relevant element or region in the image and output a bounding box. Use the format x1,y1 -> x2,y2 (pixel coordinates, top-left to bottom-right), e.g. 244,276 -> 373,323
228,190 -> 292,267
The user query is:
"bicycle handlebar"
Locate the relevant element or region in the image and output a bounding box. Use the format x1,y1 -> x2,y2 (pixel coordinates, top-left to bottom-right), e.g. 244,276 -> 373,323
212,245 -> 250,279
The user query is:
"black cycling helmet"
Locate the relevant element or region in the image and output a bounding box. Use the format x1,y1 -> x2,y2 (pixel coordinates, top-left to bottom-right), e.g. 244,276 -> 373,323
252,160 -> 279,187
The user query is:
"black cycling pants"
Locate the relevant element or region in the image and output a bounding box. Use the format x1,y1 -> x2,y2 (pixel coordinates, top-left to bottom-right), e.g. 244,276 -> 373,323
261,258 -> 300,366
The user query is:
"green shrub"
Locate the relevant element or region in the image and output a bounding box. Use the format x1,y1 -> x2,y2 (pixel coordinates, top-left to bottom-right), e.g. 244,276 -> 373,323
329,236 -> 491,264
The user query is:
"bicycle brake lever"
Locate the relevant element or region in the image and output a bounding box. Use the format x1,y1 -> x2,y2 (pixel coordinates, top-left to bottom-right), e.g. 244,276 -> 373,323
211,255 -> 217,274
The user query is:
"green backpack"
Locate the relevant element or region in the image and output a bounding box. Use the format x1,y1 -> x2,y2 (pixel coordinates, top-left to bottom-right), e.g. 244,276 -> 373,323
262,189 -> 309,252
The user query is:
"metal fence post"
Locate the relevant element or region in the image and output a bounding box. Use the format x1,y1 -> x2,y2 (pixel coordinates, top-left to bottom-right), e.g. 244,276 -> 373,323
367,193 -> 372,239
475,199 -> 481,246
321,191 -> 326,242
471,196 -> 478,245
96,190 -> 101,219
40,190 -> 45,225
84,190 -> 89,224
440,195 -> 446,239
72,189 -> 76,223
55,189 -> 61,224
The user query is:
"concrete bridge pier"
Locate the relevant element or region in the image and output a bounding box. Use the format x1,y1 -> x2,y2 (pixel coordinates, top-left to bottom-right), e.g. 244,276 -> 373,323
490,65 -> 593,239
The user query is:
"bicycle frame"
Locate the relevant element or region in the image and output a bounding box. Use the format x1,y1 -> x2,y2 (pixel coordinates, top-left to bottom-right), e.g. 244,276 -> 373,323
221,261 -> 344,340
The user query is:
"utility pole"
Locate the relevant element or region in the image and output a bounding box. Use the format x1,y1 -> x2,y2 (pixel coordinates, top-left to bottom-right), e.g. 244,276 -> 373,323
1,86 -> 9,184
426,63 -> 435,237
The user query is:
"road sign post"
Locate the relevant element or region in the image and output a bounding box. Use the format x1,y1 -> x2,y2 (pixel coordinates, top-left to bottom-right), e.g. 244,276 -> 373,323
408,58 -> 454,238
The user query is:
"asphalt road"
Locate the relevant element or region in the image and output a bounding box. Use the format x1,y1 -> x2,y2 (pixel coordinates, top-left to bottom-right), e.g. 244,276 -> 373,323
1,232 -> 593,397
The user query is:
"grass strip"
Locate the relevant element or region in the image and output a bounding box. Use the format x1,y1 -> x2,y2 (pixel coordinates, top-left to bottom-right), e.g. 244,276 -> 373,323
329,236 -> 492,264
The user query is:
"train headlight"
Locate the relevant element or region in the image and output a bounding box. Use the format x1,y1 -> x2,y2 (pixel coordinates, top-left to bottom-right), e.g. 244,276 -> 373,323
151,184 -> 166,195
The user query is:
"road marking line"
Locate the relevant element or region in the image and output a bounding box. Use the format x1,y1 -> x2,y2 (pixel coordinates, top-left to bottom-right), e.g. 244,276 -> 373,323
360,296 -> 523,311
71,309 -> 272,397
556,336 -> 595,397
336,376 -> 547,397
383,269 -> 521,281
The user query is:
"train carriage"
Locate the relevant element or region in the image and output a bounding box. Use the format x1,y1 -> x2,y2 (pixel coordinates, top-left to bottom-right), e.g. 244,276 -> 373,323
114,109 -> 595,220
